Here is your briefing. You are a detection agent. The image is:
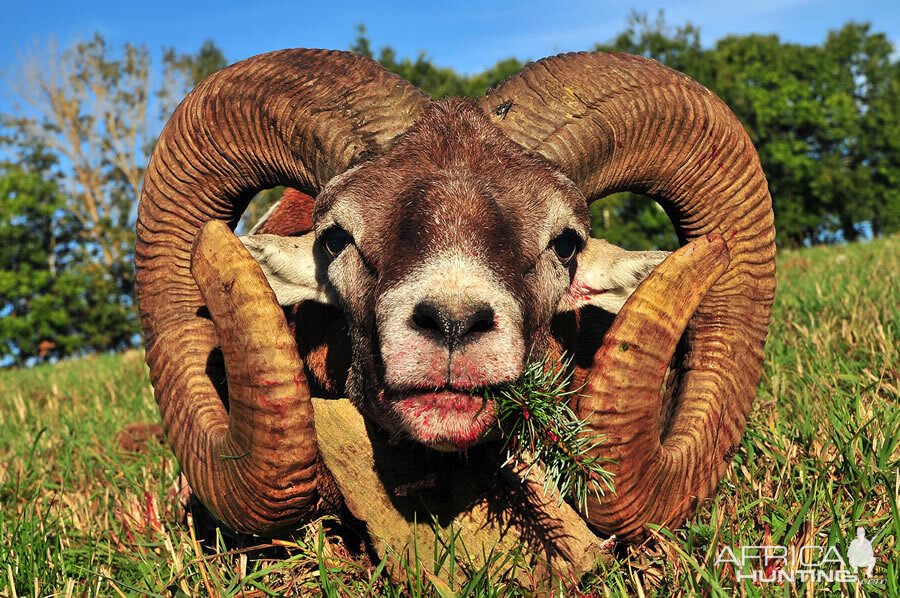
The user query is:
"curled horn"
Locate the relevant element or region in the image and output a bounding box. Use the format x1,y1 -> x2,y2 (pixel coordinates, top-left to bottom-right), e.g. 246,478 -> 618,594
481,52 -> 776,540
136,50 -> 427,533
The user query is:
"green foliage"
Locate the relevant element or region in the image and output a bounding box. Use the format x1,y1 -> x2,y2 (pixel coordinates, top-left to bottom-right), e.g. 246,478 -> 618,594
590,193 -> 679,250
0,148 -> 76,362
1,33 -> 154,362
0,36 -> 227,364
4,18 -> 900,363
0,144 -> 137,365
706,29 -> 872,245
484,352 -> 615,514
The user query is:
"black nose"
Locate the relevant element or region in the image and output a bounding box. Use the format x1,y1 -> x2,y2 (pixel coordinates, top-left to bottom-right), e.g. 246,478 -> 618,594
412,301 -> 495,346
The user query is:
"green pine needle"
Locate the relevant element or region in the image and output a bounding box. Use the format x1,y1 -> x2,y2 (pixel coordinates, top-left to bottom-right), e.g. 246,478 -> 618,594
481,352 -> 616,515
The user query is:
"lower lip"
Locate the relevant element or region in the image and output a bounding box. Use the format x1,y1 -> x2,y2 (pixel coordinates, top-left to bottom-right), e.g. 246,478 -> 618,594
388,389 -> 490,414
384,389 -> 497,450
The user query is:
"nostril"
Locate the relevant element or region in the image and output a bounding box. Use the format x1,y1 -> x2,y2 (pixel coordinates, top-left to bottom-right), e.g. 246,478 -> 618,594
411,302 -> 495,345
412,302 -> 445,334
464,308 -> 495,336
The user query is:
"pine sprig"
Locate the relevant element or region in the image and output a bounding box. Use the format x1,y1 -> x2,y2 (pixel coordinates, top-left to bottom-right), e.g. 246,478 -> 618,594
482,352 -> 615,515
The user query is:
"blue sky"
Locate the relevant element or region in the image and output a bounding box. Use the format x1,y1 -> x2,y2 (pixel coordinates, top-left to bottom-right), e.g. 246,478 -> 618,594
0,0 -> 897,118
2,1 -> 897,75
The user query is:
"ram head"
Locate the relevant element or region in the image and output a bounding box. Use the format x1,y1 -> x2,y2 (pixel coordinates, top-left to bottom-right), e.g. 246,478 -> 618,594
136,50 -> 775,542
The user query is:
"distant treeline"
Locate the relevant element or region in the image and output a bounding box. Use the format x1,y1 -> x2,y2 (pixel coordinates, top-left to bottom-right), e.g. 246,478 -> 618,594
1,15 -> 898,365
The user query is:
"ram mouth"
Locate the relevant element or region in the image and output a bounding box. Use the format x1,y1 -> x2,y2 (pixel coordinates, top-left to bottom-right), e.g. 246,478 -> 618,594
381,387 -> 500,451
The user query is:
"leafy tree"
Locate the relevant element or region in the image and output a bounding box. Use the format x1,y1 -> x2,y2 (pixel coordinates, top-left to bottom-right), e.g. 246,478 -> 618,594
708,24 -> 900,246
4,21 -> 897,366
1,36 -> 227,363
865,58 -> 900,236
4,34 -> 155,359
0,134 -> 140,366
828,24 -> 900,239
589,197 -> 678,251
709,34 -> 829,246
11,33 -> 151,268
0,144 -> 82,364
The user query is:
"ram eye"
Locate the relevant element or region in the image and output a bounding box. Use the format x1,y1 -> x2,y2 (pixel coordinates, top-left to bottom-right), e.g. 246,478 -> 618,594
550,230 -> 579,264
323,226 -> 352,257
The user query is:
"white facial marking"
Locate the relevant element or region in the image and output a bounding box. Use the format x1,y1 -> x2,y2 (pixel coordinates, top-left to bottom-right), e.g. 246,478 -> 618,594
376,249 -> 524,391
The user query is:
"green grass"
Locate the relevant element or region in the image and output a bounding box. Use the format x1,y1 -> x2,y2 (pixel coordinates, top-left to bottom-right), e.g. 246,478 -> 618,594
2,235 -> 898,596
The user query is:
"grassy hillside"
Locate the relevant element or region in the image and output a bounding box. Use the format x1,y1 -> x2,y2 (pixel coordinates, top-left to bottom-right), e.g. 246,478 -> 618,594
1,235 -> 898,596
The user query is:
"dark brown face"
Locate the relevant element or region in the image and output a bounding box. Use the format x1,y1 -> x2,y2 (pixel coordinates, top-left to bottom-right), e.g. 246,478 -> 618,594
312,98 -> 590,450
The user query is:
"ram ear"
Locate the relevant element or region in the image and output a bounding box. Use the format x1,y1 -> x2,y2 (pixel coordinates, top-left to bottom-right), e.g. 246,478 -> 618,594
558,238 -> 669,314
239,232 -> 332,306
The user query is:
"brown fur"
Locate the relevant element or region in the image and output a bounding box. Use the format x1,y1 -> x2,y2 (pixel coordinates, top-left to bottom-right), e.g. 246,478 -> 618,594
256,188 -> 316,236
249,100 -> 634,450
256,196 -> 615,400
315,99 -> 589,298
